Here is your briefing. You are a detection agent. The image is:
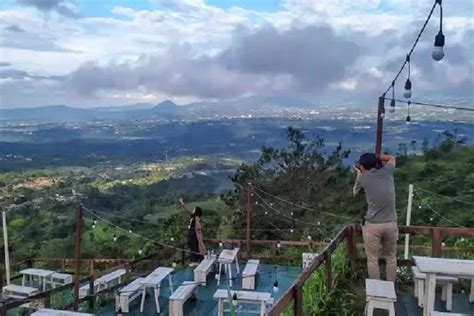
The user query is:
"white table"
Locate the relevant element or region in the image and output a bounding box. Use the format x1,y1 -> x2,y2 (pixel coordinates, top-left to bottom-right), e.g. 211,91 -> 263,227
2,284 -> 39,299
139,267 -> 174,313
20,268 -> 55,292
413,256 -> 474,316
213,289 -> 273,316
217,248 -> 240,287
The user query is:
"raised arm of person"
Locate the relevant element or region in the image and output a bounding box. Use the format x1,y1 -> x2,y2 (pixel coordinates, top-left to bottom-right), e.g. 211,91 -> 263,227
179,197 -> 193,214
353,166 -> 363,197
379,154 -> 396,166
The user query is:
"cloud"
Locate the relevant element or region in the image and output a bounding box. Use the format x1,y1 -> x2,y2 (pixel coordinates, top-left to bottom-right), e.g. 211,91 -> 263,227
4,25 -> 26,33
0,68 -> 65,80
0,62 -> 11,67
17,0 -> 80,18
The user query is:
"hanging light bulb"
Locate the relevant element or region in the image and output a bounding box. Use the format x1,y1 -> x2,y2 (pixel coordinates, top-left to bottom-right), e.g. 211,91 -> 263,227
418,205 -> 422,209
290,229 -> 294,234
264,211 -> 268,215
128,229 -> 132,234
277,241 -> 281,249
170,237 -> 175,242
403,79 -> 412,99
138,249 -> 143,255
172,262 -> 177,268
403,55 -> 412,99
232,293 -> 238,306
113,234 -> 117,242
389,81 -> 396,113
93,219 -> 97,225
255,201 -> 258,205
430,217 -> 434,222
273,281 -> 279,293
290,212 -> 294,216
219,241 -> 223,248
406,101 -> 411,123
432,1 -> 445,61
317,221 -> 321,226
432,31 -> 445,61
307,235 -> 312,241
92,224 -> 95,229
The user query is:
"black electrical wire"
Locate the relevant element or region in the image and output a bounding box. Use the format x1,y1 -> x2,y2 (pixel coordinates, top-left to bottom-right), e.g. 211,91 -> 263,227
383,97 -> 474,112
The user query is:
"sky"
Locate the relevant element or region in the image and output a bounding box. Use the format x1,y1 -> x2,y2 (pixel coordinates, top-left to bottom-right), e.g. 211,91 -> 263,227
0,0 -> 473,108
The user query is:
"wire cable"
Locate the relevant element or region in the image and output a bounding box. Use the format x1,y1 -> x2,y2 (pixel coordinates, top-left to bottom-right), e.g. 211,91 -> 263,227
416,188 -> 474,206
383,97 -> 474,112
252,185 -> 355,220
413,190 -> 464,227
383,0 -> 439,96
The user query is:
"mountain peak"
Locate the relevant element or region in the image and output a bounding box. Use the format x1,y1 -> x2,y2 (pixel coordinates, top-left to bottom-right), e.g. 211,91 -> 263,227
156,100 -> 177,108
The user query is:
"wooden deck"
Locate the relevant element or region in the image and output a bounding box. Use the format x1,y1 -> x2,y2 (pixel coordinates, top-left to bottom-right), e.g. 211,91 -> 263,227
390,292 -> 474,316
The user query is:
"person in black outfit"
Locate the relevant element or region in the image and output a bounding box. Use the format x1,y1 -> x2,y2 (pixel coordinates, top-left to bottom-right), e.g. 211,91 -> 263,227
179,198 -> 206,266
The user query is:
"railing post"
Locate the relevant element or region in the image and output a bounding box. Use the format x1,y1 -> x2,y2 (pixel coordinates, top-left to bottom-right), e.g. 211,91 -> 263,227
293,286 -> 303,316
324,252 -> 332,292
346,225 -> 357,269
432,228 -> 442,258
44,293 -> 51,308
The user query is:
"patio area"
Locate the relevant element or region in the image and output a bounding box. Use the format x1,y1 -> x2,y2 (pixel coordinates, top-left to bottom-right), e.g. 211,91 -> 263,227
95,263 -> 301,316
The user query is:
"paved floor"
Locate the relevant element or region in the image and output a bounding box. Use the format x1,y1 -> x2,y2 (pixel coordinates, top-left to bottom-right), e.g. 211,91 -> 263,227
96,263 -> 301,316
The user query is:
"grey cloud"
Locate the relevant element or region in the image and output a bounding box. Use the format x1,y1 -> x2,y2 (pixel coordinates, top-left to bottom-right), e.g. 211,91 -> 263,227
17,0 -> 80,18
69,24 -> 363,98
220,24 -> 361,91
0,68 -> 65,81
4,25 -> 26,33
0,62 -> 11,67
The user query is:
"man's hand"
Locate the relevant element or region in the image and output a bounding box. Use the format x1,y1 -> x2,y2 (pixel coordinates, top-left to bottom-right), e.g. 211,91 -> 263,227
379,154 -> 396,166
353,166 -> 362,176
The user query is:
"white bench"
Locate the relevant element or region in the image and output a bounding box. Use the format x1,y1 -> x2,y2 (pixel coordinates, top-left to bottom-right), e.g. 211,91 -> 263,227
2,284 -> 39,299
412,266 -> 458,310
365,279 -> 396,316
50,273 -> 73,288
242,259 -> 260,290
194,256 -> 215,285
139,267 -> 174,313
21,268 -> 55,292
79,268 -> 126,298
31,308 -> 94,315
169,281 -> 199,316
115,277 -> 144,313
213,289 -> 274,316
470,279 -> 474,303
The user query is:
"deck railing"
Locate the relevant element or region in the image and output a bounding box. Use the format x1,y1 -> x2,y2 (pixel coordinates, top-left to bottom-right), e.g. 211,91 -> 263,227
1,225 -> 473,315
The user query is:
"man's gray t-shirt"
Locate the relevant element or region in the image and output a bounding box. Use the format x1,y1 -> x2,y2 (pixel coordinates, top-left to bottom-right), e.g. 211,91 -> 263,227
354,164 -> 397,223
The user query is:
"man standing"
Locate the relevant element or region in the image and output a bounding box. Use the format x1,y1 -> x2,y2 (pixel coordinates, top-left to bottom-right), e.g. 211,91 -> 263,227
353,153 -> 398,282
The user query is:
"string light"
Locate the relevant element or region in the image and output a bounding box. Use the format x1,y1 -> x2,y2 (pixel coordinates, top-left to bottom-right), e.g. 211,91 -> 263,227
232,293 -> 238,306
128,229 -> 132,234
277,241 -> 281,249
432,0 -> 445,61
138,249 -> 143,255
389,81 -> 396,113
170,237 -> 175,242
172,262 -> 177,268
406,101 -> 411,123
264,211 -> 268,215
219,241 -> 223,248
290,229 -> 294,234
273,281 -> 279,293
113,234 -> 117,242
403,55 -> 412,99
290,212 -> 294,216
92,224 -> 95,229
307,235 -> 312,241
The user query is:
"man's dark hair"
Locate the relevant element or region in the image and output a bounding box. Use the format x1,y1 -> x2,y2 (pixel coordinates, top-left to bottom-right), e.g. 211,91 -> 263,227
359,153 -> 378,170
194,206 -> 203,217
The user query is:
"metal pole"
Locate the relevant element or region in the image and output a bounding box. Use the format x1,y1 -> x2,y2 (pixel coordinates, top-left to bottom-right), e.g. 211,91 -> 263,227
245,183 -> 252,259
375,96 -> 385,156
404,184 -> 414,259
2,211 -> 11,285
73,205 -> 84,311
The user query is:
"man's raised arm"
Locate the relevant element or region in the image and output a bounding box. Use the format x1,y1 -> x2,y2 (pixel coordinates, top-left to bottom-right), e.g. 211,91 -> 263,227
379,154 -> 396,167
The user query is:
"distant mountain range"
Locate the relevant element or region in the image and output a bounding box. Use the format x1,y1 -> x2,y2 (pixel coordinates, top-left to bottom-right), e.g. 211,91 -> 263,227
0,96 -> 315,122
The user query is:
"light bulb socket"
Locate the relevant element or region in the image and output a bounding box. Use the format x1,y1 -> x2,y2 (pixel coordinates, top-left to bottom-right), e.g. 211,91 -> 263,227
434,31 -> 445,47
390,99 -> 395,108
404,78 -> 412,90
406,115 -> 411,122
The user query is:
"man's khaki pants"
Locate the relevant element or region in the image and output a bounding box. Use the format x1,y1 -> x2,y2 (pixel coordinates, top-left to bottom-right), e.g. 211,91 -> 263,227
362,221 -> 398,282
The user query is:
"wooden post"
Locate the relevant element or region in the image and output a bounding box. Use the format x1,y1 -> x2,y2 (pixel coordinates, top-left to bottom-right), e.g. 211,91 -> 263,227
73,205 -> 84,311
324,252 -> 332,292
346,225 -> 357,269
88,259 -> 95,310
432,228 -> 442,258
375,96 -> 385,156
294,286 -> 303,316
2,211 -> 11,286
245,183 -> 252,259
404,184 -> 414,259
61,259 -> 66,272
